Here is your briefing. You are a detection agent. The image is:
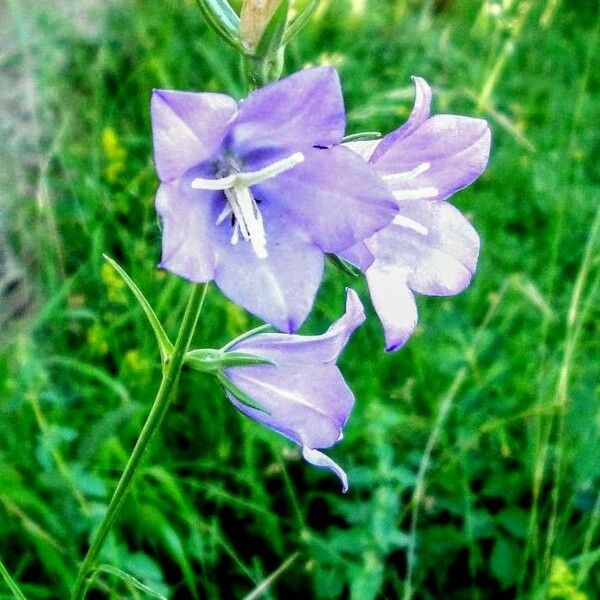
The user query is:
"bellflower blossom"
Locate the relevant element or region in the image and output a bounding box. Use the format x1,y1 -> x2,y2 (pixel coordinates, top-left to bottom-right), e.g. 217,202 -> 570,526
342,77 -> 491,351
221,288 -> 365,492
151,67 -> 396,333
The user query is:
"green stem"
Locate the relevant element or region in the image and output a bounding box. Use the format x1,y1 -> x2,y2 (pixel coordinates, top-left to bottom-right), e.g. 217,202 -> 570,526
70,283 -> 208,600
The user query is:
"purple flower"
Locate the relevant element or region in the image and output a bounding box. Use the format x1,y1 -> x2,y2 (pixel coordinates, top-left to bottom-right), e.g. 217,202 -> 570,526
221,288 -> 365,492
151,67 -> 396,333
342,77 -> 491,351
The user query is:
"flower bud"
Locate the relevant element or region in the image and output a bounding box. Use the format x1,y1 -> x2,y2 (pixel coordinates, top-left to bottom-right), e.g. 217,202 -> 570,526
240,0 -> 283,52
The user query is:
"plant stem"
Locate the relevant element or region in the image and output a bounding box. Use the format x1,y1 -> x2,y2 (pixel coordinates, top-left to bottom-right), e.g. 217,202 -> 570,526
70,283 -> 208,600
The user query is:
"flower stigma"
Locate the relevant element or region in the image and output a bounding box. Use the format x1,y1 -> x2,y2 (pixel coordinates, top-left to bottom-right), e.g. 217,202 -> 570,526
191,152 -> 305,258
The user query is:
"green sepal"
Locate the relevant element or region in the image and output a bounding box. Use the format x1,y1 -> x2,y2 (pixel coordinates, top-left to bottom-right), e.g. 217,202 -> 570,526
217,372 -> 269,413
254,0 -> 289,59
102,255 -> 174,364
342,131 -> 382,143
222,324 -> 273,350
282,0 -> 321,45
195,0 -> 242,50
329,254 -> 362,277
185,348 -> 276,373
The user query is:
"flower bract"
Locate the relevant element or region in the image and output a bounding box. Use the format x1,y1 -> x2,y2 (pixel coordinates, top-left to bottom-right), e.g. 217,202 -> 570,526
221,288 -> 365,492
151,67 -> 396,332
342,77 -> 491,351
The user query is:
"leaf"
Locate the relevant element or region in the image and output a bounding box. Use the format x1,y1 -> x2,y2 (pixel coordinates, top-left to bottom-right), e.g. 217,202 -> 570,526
195,0 -> 242,50
495,506 -> 529,539
490,537 -> 519,589
254,0 -> 289,58
282,0 -> 321,44
0,559 -> 28,600
91,564 -> 167,599
102,255 -> 173,364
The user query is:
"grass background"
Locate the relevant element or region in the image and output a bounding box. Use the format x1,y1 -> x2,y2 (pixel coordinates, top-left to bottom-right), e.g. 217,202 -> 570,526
1,0 -> 599,598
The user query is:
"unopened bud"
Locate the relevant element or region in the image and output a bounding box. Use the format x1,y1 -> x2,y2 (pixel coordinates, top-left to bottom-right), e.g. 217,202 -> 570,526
240,0 -> 283,52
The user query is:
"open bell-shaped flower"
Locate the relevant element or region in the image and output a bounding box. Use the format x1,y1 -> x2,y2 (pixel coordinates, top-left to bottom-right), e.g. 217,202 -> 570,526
186,289 -> 365,492
151,67 -> 396,333
341,77 -> 491,351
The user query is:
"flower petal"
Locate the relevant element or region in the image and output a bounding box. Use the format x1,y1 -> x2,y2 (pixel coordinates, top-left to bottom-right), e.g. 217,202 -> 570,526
257,145 -> 397,253
373,115 -> 491,202
151,90 -> 238,182
231,288 -> 365,364
364,263 -> 418,351
155,182 -> 217,282
230,67 -> 346,156
213,202 -> 325,332
302,447 -> 348,493
369,199 -> 480,296
337,241 -> 375,271
371,76 -> 432,162
225,364 -> 354,448
343,139 -> 381,161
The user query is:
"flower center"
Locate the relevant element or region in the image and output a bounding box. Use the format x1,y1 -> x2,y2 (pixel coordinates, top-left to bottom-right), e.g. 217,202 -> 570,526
191,152 -> 305,259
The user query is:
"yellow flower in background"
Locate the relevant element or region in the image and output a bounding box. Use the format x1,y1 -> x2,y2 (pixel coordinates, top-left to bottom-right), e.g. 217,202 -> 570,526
101,262 -> 127,305
548,558 -> 587,600
101,127 -> 127,183
86,322 -> 109,356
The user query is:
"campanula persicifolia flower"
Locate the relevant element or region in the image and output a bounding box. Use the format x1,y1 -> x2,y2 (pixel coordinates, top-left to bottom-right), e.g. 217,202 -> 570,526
221,288 -> 365,492
151,67 -> 396,332
341,77 -> 491,351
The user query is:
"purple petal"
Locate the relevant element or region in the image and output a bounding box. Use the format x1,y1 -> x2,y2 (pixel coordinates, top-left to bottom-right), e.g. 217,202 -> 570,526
230,67 -> 345,156
364,264 -> 418,352
370,76 -> 432,162
151,90 -> 237,182
155,183 -> 217,282
372,115 -> 491,202
213,202 -> 325,332
337,241 -> 375,271
343,139 -> 381,161
302,447 -> 348,493
230,288 -> 365,364
257,146 -> 397,253
225,364 -> 354,448
369,199 -> 480,296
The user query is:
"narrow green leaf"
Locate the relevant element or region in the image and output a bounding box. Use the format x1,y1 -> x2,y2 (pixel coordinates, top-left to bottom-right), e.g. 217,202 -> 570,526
217,372 -> 270,413
91,564 -> 167,600
195,0 -> 242,50
282,0 -> 321,44
102,255 -> 173,363
254,0 -> 289,58
0,559 -> 28,600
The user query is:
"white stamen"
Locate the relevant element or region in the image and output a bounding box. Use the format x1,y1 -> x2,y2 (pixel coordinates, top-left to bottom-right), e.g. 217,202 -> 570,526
393,214 -> 429,235
230,221 -> 240,245
224,185 -> 268,258
191,152 -> 305,259
393,187 -> 439,201
382,162 -> 431,185
215,204 -> 232,225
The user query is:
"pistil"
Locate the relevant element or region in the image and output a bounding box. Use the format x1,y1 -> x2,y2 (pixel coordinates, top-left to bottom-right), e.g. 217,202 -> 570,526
191,152 -> 304,258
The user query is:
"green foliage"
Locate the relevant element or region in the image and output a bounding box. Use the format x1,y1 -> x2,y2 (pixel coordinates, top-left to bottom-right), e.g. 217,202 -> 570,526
2,0 -> 600,598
